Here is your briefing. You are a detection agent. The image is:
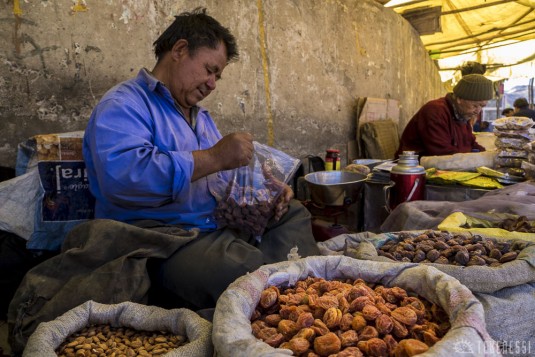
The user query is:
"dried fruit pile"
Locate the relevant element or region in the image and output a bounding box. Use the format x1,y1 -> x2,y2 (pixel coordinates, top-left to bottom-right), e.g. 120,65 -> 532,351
56,324 -> 187,357
214,187 -> 275,237
251,277 -> 450,356
495,216 -> 535,233
378,231 -> 521,267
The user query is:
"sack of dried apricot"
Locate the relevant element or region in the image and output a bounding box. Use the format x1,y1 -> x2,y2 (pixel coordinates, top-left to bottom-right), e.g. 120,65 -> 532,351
212,255 -> 500,356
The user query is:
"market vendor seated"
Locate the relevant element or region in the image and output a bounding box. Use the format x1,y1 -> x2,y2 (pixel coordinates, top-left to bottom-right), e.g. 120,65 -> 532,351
396,74 -> 493,158
82,8 -> 319,310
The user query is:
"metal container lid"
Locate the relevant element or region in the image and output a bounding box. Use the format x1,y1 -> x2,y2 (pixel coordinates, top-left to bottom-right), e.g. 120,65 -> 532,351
391,151 -> 426,175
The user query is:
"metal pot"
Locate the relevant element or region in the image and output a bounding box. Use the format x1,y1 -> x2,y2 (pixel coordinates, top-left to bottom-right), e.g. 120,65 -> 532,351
304,171 -> 367,206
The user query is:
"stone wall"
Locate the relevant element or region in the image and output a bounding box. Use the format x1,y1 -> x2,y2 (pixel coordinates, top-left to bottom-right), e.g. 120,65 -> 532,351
0,0 -> 444,169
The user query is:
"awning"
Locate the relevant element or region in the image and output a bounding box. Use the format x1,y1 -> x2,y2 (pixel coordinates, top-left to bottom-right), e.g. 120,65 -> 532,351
382,0 -> 535,84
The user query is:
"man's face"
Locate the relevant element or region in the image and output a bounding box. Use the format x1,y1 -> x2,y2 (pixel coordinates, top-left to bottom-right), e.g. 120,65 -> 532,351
456,98 -> 488,120
168,41 -> 228,110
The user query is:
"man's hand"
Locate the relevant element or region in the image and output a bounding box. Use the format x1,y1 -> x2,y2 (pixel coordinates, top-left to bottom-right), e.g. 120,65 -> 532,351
212,132 -> 254,170
261,162 -> 294,221
192,132 -> 253,181
273,183 -> 294,221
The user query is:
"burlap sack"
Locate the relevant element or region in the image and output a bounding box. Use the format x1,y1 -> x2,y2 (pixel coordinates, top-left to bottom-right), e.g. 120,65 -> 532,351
318,231 -> 535,293
23,300 -> 213,357
212,255 -> 499,357
318,232 -> 535,356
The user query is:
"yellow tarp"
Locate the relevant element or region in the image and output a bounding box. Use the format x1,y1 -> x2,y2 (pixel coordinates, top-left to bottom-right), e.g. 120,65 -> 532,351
438,212 -> 535,241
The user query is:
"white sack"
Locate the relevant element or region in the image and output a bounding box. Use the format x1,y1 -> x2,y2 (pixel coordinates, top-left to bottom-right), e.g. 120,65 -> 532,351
0,171 -> 39,240
420,150 -> 497,171
23,300 -> 213,357
212,255 -> 499,357
318,232 -> 535,293
319,232 -> 535,356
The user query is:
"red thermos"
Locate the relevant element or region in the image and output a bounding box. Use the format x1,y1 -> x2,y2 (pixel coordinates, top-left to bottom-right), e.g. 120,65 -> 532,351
387,151 -> 426,211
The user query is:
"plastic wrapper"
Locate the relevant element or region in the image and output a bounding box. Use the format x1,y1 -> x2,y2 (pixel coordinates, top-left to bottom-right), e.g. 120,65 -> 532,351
495,137 -> 530,150
495,157 -> 524,168
496,148 -> 528,158
458,176 -> 503,189
493,129 -> 534,140
494,116 -> 534,131
525,141 -> 535,164
420,151 -> 496,172
522,161 -> 535,180
524,140 -> 535,151
425,168 -> 481,185
342,163 -> 371,175
213,141 -> 300,240
0,131 -> 95,251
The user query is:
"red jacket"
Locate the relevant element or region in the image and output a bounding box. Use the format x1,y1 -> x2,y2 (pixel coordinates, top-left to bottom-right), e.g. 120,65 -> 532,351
396,94 -> 485,158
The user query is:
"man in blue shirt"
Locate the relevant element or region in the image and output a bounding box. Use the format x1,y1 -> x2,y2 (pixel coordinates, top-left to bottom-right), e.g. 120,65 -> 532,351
83,8 -> 319,310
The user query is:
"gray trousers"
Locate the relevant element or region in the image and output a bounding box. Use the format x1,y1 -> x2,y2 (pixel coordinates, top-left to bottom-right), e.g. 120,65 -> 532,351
151,199 -> 319,310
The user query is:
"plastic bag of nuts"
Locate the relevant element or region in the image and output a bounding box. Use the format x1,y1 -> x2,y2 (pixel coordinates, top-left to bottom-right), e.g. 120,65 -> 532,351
213,141 -> 300,240
22,300 -> 213,357
212,255 -> 500,356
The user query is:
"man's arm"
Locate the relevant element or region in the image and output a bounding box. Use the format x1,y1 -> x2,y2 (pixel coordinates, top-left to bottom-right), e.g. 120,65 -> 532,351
191,132 -> 254,181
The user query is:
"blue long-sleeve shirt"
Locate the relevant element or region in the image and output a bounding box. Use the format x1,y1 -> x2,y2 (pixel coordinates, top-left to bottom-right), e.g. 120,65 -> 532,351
83,68 -> 225,231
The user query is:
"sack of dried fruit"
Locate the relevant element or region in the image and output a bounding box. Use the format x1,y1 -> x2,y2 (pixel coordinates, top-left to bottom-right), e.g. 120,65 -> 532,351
23,300 -> 212,357
212,255 -> 499,357
318,231 -> 535,355
380,181 -> 535,236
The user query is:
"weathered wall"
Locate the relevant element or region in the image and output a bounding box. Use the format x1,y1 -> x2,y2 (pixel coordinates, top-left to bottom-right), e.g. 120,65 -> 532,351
0,0 -> 444,169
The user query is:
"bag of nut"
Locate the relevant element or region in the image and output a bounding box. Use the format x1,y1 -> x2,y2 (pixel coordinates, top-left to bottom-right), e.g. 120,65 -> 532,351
212,255 -> 500,357
318,231 -> 535,356
23,300 -> 213,357
212,141 -> 300,240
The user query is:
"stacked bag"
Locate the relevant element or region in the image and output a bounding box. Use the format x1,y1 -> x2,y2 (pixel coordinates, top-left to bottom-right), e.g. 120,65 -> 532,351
493,116 -> 535,177
522,140 -> 535,180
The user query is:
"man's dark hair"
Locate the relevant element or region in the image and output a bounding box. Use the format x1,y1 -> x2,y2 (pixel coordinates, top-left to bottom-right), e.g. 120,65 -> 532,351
153,7 -> 239,63
513,97 -> 529,109
501,107 -> 514,116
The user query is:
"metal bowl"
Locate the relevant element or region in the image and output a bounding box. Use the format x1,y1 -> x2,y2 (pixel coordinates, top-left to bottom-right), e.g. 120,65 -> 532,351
304,171 -> 367,206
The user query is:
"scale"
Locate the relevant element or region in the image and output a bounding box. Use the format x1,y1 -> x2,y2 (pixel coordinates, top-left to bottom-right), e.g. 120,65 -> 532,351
303,171 -> 367,242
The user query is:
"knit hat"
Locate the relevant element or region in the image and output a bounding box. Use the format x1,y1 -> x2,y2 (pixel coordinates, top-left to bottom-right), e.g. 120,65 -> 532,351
453,74 -> 494,101
513,98 -> 529,108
